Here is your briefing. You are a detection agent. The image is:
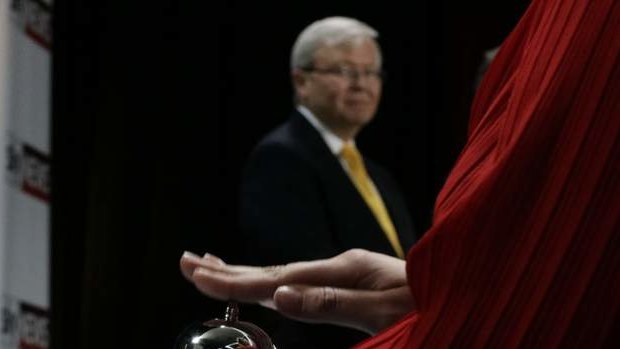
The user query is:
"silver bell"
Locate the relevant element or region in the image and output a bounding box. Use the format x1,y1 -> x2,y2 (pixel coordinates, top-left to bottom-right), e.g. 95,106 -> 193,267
174,302 -> 276,349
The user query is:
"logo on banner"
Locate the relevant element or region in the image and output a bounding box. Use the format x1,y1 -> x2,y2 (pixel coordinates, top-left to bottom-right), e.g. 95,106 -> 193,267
6,136 -> 50,202
1,296 -> 49,349
11,0 -> 53,49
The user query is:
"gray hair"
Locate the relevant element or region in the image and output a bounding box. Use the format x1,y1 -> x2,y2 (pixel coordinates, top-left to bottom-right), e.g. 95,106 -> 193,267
290,16 -> 382,70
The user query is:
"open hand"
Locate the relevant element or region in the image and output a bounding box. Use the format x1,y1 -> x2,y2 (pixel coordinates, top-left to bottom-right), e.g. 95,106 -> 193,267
180,249 -> 414,334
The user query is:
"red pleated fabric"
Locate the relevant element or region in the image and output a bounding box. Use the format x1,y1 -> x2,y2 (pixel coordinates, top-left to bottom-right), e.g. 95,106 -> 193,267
355,0 -> 620,347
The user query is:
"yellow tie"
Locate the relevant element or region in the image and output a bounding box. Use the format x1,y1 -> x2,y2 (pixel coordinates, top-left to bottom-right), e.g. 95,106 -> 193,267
340,144 -> 405,258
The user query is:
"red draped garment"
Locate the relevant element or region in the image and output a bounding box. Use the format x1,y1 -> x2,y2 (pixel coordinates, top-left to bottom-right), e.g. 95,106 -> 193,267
355,0 -> 620,347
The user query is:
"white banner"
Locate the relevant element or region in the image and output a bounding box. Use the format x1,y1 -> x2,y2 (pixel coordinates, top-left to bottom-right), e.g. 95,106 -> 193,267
1,0 -> 52,348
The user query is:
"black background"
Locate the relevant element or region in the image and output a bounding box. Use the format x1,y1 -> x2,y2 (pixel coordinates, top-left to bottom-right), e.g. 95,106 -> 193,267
50,1 -> 528,348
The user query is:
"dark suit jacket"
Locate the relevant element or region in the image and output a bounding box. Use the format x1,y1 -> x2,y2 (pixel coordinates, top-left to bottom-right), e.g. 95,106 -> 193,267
238,110 -> 416,348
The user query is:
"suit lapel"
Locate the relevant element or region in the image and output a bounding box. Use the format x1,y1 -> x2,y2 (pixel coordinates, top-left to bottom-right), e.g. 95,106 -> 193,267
288,112 -> 397,256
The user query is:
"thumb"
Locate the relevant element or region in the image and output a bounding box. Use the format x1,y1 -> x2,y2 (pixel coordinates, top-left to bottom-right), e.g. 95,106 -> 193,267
274,285 -> 339,316
273,285 -> 414,335
273,285 -> 378,334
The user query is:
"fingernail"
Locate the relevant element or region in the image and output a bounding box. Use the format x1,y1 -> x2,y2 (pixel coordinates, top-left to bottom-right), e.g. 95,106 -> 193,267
203,253 -> 225,265
274,286 -> 302,313
183,251 -> 200,259
258,299 -> 277,310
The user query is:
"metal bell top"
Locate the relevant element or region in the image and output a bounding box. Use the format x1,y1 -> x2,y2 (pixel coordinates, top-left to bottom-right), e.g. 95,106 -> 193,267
174,302 -> 276,349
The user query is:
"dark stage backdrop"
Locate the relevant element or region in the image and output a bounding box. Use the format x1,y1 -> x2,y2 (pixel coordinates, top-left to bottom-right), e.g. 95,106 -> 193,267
50,1 -> 528,348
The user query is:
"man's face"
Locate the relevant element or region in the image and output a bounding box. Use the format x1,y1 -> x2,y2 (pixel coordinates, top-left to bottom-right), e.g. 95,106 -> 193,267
294,39 -> 382,139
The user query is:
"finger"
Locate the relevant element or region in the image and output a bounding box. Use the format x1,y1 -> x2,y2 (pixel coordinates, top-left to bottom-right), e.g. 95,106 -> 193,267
180,251 -> 225,281
189,256 -> 357,303
192,266 -> 281,302
203,252 -> 225,264
275,249 -> 407,290
273,285 -> 414,335
263,249 -> 375,287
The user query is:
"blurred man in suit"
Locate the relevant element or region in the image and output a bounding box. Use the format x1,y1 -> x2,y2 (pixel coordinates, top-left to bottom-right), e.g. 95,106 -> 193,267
238,16 -> 417,349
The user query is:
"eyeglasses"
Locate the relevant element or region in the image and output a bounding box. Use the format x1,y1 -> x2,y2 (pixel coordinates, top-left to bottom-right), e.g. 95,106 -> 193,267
302,65 -> 385,81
